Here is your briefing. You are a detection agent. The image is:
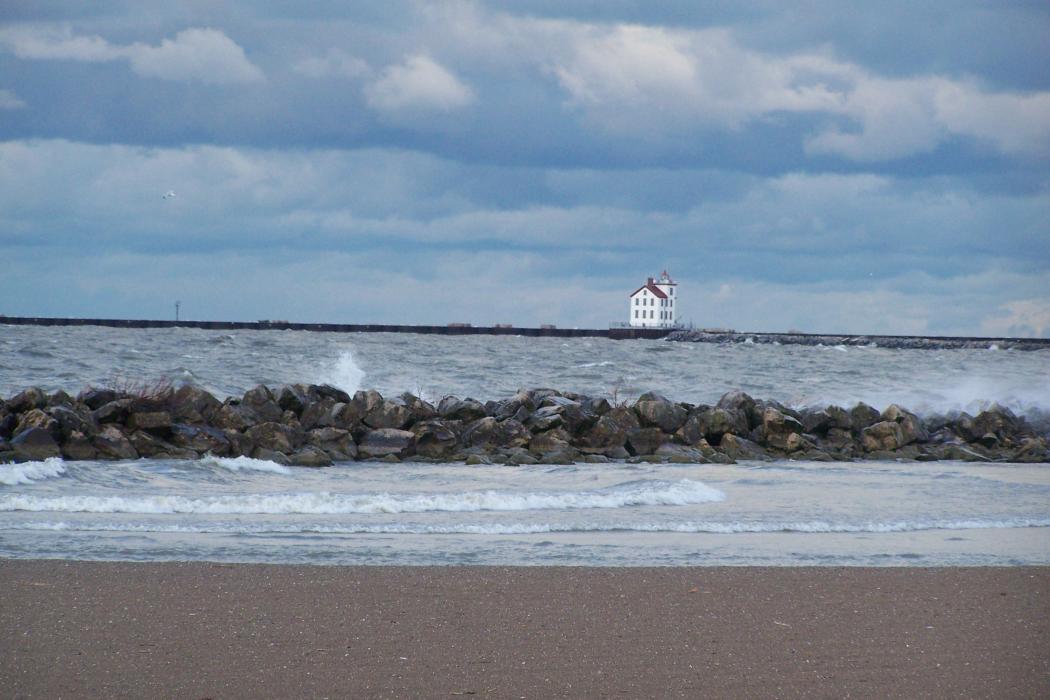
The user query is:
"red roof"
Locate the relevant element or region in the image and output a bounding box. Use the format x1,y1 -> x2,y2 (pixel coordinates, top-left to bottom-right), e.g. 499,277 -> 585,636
630,280 -> 668,299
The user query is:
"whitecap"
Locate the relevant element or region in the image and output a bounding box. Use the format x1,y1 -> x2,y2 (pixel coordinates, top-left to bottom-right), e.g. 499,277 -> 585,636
200,455 -> 291,475
0,457 -> 66,486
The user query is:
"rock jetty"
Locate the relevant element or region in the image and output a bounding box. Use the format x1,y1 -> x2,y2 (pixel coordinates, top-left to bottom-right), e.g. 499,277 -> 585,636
1,384 -> 1047,465
667,329 -> 1050,351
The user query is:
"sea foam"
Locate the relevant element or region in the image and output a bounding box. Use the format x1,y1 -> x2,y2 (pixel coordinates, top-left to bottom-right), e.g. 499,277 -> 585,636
0,458 -> 66,486
0,478 -> 724,515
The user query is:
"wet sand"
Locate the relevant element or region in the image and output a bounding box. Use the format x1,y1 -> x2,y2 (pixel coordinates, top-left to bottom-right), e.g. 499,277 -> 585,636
1,561 -> 1047,698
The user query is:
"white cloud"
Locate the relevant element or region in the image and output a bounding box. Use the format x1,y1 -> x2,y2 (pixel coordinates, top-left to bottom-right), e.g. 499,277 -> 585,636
0,25 -> 264,84
293,49 -> 371,80
364,54 -> 474,113
0,89 -> 25,109
981,299 -> 1050,338
543,20 -> 1050,160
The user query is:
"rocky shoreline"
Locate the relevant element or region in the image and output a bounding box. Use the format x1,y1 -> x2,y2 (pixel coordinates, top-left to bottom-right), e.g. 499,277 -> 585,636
1,384 -> 1047,465
666,329 -> 1050,350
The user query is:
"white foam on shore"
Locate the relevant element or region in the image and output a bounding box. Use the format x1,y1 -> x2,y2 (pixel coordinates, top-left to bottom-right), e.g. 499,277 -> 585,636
5,517 -> 1048,536
0,479 -> 724,515
0,458 -> 66,486
201,455 -> 291,475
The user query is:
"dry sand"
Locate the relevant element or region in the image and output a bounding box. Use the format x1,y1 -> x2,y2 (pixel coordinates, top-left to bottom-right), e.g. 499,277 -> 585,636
1,561 -> 1047,698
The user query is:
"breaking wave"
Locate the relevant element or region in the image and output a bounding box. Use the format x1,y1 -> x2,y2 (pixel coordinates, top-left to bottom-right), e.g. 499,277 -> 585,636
0,458 -> 66,486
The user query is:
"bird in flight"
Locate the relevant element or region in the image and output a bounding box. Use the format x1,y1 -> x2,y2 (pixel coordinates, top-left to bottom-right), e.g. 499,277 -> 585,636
163,190 -> 176,199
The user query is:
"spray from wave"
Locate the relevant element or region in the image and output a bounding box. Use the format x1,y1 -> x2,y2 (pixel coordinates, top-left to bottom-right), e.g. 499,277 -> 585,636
0,458 -> 66,486
316,350 -> 365,395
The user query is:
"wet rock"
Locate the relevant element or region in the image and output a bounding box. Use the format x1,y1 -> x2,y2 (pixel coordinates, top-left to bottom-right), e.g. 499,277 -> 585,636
252,448 -> 291,466
694,407 -> 749,442
439,397 -> 487,422
719,434 -> 770,461
861,421 -> 904,452
11,427 -> 62,460
93,425 -> 139,460
462,417 -> 530,451
486,392 -> 536,421
49,405 -> 98,440
538,396 -> 597,435
247,422 -> 298,454
581,397 -> 613,416
412,420 -> 459,459
309,384 -> 352,405
399,393 -> 438,423
717,391 -> 760,429
529,428 -> 573,456
7,387 -> 47,414
290,446 -> 332,467
654,443 -> 710,463
47,390 -> 75,408
170,385 -> 221,424
93,399 -> 133,425
0,413 -> 17,439
77,388 -> 119,411
326,401 -> 363,432
306,427 -> 357,461
275,384 -> 308,415
129,431 -> 196,459
574,413 -> 631,455
15,409 -> 59,440
626,427 -> 668,456
961,405 -> 1021,443
881,405 -> 928,445
633,393 -> 688,433
850,403 -> 881,432
242,385 -> 283,423
524,406 -> 565,433
209,403 -> 257,432
171,424 -> 232,456
760,407 -> 804,452
127,410 -> 173,434
358,428 -> 415,459
1012,437 -> 1050,463
299,397 -> 337,431
61,431 -> 98,460
364,397 -> 413,430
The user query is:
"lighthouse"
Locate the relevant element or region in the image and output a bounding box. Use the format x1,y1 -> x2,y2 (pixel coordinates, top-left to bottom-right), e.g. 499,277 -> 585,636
628,271 -> 678,328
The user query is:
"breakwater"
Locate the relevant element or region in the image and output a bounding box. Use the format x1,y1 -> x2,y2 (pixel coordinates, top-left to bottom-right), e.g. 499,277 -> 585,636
3,316 -> 1047,349
3,382 -> 1046,466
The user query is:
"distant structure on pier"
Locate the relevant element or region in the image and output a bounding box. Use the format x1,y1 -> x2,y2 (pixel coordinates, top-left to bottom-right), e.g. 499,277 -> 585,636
628,270 -> 678,328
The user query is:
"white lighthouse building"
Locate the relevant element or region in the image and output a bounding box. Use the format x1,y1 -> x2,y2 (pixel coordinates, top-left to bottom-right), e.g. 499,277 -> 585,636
628,270 -> 678,328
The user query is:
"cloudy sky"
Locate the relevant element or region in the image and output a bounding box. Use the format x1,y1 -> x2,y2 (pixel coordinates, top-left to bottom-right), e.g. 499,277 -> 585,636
1,1 -> 1048,336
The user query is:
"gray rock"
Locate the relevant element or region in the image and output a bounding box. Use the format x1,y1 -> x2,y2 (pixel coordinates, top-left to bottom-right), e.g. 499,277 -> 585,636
694,407 -> 748,442
7,387 -> 47,414
881,404 -> 928,445
171,424 -> 232,456
861,421 -> 904,452
242,385 -> 283,423
309,384 -> 352,404
275,384 -> 308,415
209,403 -> 257,432
247,422 -> 298,454
61,431 -> 98,460
358,428 -> 415,459
170,385 -> 221,424
412,420 -> 459,459
438,396 -> 488,422
462,417 -> 530,450
77,388 -> 119,410
127,411 -> 173,434
718,434 -> 770,461
626,427 -> 668,456
92,399 -> 134,425
11,427 -> 61,460
717,391 -> 760,429
49,405 -> 98,439
15,409 -> 59,439
306,427 -> 357,461
93,425 -> 139,460
633,393 -> 688,433
760,407 -> 804,452
299,397 -> 337,431
364,397 -> 413,430
850,403 -> 881,432
252,448 -> 291,465
290,446 -> 333,467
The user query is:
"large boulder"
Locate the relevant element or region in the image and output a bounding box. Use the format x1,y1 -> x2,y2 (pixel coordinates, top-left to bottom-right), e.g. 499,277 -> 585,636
760,407 -> 804,452
718,434 -> 770,461
290,446 -> 333,467
209,403 -> 257,432
881,405 -> 928,446
412,420 -> 459,459
528,428 -> 578,464
15,409 -> 59,440
438,397 -> 488,422
170,385 -> 221,424
633,393 -> 687,433
462,417 -> 530,451
242,385 -> 283,423
358,429 -> 415,459
76,387 -> 119,411
306,427 -> 357,461
575,413 -> 630,455
308,384 -> 352,405
129,431 -> 197,460
93,425 -> 139,460
127,410 -> 172,434
10,427 -> 61,461
275,384 -> 308,415
626,427 -> 668,456
247,422 -> 298,454
92,399 -> 134,425
717,391 -> 760,429
694,407 -> 748,443
6,387 -> 47,414
61,431 -> 98,460
850,403 -> 882,432
364,397 -> 414,430
299,397 -> 338,431
171,424 -> 232,456
861,421 -> 904,452
49,405 -> 98,440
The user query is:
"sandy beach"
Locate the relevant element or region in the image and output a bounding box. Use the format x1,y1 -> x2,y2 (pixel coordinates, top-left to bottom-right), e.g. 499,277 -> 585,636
1,561 -> 1047,698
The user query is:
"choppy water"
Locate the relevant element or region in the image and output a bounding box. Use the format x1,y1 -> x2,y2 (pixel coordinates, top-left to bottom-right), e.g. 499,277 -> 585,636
1,324 -> 1049,566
